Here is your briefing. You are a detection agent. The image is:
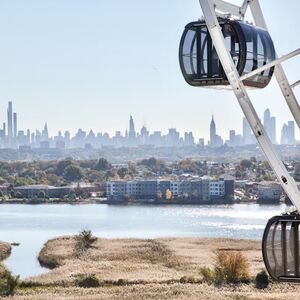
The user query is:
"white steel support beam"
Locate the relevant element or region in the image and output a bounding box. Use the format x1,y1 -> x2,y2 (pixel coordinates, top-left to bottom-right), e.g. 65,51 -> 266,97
249,0 -> 300,129
240,49 -> 300,81
212,0 -> 250,19
291,80 -> 300,89
240,0 -> 249,18
212,0 -> 241,17
199,0 -> 300,211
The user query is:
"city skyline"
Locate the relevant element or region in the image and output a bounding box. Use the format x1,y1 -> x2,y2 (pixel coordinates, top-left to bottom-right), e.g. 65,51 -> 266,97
0,101 -> 297,149
0,1 -> 299,142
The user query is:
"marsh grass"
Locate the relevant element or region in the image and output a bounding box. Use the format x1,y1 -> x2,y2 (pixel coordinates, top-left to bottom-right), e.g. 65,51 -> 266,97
200,251 -> 250,285
74,230 -> 97,258
255,270 -> 269,289
132,240 -> 181,269
75,274 -> 100,288
0,272 -> 20,296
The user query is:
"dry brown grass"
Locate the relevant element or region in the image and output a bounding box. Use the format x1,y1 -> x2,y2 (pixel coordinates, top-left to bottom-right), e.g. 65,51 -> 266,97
0,241 -> 11,278
214,250 -> 250,283
6,282 -> 300,300
200,250 -> 250,284
5,237 -> 300,300
31,238 -> 262,287
33,238 -> 185,286
0,242 -> 11,262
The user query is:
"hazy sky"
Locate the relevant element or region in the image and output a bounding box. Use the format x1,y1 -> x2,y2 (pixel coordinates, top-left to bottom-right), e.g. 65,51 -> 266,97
0,0 -> 299,142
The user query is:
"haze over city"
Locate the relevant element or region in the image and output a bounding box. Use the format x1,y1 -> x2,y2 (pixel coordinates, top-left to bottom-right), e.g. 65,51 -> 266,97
0,0 -> 299,141
0,101 -> 297,149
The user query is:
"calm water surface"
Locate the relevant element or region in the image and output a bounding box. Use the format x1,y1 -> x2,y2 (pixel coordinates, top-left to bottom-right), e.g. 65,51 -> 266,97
0,203 -> 287,278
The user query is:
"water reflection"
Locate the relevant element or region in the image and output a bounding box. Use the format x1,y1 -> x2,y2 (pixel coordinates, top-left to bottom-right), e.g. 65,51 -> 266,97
0,203 -> 286,278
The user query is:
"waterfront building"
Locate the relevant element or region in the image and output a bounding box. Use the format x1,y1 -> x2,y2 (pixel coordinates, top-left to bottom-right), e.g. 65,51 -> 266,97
170,181 -> 180,197
209,180 -> 225,197
106,177 -> 234,202
157,180 -> 171,198
252,182 -> 282,202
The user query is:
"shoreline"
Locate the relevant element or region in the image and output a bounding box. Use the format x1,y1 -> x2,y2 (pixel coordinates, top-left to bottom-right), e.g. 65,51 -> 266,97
0,241 -> 12,278
6,236 -> 300,299
0,198 -> 282,205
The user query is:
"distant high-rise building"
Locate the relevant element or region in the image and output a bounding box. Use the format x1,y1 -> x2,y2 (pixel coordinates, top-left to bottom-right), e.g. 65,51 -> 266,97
184,132 -> 195,146
242,117 -> 255,145
42,123 -> 49,140
140,126 -> 149,145
30,132 -> 35,145
13,112 -> 17,138
270,116 -> 276,144
287,121 -> 295,144
26,129 -> 31,145
199,138 -> 205,147
209,115 -> 223,147
7,101 -> 13,143
129,115 -> 136,139
281,121 -> 295,145
64,131 -> 70,140
229,130 -> 236,146
210,115 -> 216,146
263,108 -> 276,144
0,123 -> 5,143
167,128 -> 180,146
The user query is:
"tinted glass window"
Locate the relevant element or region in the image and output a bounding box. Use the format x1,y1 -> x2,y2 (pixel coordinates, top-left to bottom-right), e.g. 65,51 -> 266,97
182,29 -> 197,75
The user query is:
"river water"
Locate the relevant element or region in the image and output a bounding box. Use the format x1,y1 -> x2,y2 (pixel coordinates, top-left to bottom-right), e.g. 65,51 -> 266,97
0,203 -> 288,278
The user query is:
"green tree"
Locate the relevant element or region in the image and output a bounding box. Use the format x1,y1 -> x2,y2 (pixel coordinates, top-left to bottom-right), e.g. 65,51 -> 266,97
63,165 -> 84,181
240,159 -> 252,170
117,167 -> 129,178
56,158 -> 74,176
95,158 -> 111,171
235,170 -> 242,178
38,190 -> 46,199
261,161 -> 271,170
15,192 -> 23,199
139,157 -> 166,173
14,177 -> 36,187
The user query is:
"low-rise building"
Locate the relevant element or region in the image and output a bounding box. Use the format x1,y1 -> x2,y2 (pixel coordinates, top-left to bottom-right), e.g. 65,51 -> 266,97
209,180 -> 225,197
107,177 -> 235,202
252,181 -> 283,202
14,183 -> 98,199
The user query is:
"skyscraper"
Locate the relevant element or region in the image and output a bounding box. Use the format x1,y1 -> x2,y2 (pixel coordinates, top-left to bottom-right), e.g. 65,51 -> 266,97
229,130 -> 236,146
263,108 -> 276,144
281,121 -> 295,145
210,115 -> 216,146
7,101 -> 13,143
209,115 -> 223,147
129,115 -> 136,139
242,117 -> 252,145
127,115 -> 137,147
140,126 -> 149,145
287,121 -> 295,145
42,123 -> 49,141
270,116 -> 276,144
13,112 -> 17,138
